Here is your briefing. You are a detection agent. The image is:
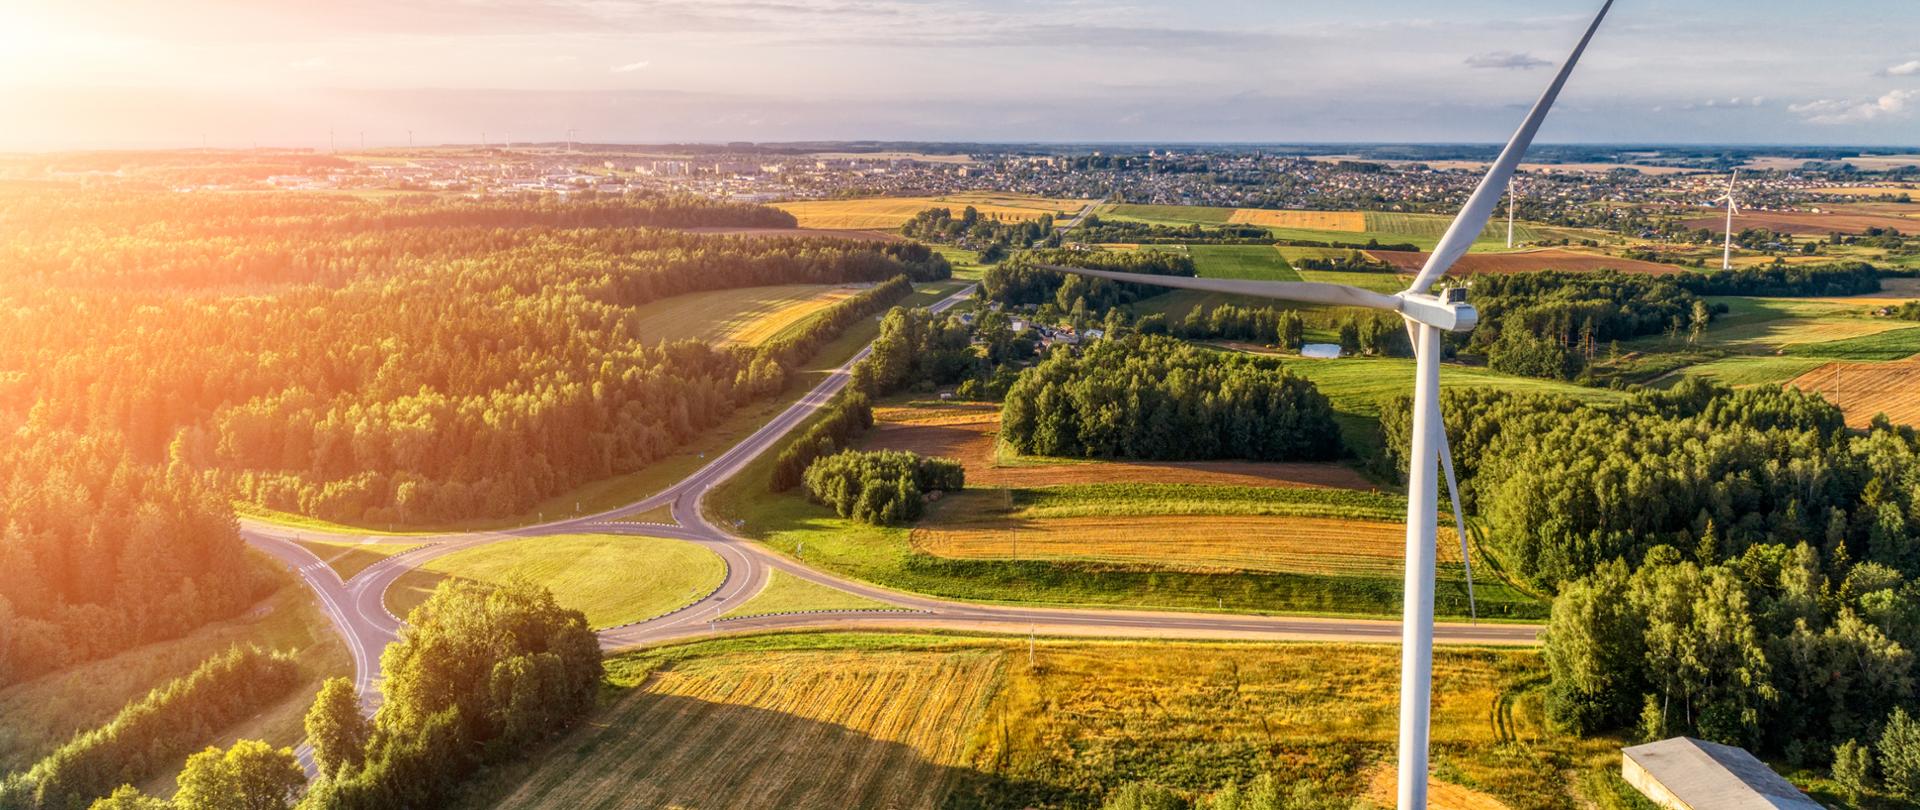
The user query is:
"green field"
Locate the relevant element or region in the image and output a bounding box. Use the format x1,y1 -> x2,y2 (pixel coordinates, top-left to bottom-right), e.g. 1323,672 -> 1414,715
1784,325 -> 1920,360
719,569 -> 892,619
1186,244 -> 1302,281
385,534 -> 725,629
447,633 -> 1640,810
1096,204 -> 1570,251
1661,355 -> 1835,388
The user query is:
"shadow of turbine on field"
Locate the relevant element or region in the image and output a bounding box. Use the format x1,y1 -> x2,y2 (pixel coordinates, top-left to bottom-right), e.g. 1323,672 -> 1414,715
485,693 -> 1054,810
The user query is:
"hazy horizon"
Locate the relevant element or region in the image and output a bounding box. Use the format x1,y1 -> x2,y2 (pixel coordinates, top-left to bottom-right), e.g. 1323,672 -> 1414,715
5,0 -> 1919,150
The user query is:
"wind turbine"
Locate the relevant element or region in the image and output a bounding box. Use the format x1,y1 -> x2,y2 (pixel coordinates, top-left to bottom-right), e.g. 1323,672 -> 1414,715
1034,2 -> 1613,806
1716,170 -> 1741,270
1506,177 -> 1520,248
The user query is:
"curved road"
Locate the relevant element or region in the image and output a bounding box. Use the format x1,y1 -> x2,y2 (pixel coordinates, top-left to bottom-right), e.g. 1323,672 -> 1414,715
243,282 -> 1538,710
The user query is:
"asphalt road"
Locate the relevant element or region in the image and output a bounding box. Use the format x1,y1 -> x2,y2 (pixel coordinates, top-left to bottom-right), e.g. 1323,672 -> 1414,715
241,280 -> 1540,715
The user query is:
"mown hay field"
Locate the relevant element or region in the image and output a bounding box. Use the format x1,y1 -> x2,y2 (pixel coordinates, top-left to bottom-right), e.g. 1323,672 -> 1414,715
1679,209 -> 1920,235
911,514 -> 1458,577
1227,209 -> 1366,231
859,402 -> 1372,490
385,534 -> 724,629
491,646 -> 1005,810
484,635 -> 1627,810
777,193 -> 1091,230
628,283 -> 860,347
1369,248 -> 1679,276
1188,244 -> 1303,281
1790,359 -> 1920,427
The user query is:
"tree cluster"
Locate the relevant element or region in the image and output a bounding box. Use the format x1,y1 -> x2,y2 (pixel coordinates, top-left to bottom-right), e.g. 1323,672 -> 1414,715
982,250 -> 1195,313
1171,303 -> 1306,348
770,392 -> 875,492
0,645 -> 301,810
1464,271 -> 1711,379
300,580 -> 602,808
1069,215 -> 1274,245
801,449 -> 965,525
0,432 -> 268,686
1001,336 -> 1343,462
851,307 -> 982,397
1670,261 -> 1883,297
900,206 -> 1059,260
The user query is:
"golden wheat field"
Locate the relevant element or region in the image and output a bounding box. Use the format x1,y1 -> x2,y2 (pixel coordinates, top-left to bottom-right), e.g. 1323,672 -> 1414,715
494,648 -> 1005,810
1790,359 -> 1920,427
722,288 -> 857,345
911,515 -> 1455,577
1226,209 -> 1367,231
775,193 -> 1091,230
492,637 -> 1617,810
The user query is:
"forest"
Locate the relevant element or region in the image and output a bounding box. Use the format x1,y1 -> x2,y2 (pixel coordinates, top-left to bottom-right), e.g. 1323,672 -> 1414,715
1068,215 -> 1274,245
1379,381 -> 1920,782
0,187 -> 943,681
1462,271 -> 1711,379
982,250 -> 1196,313
1001,336 -> 1343,462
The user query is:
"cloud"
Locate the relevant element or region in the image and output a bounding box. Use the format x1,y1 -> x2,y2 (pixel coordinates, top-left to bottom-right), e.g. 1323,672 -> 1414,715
1464,51 -> 1550,70
1790,89 -> 1917,125
610,60 -> 651,73
1884,60 -> 1920,77
287,56 -> 328,71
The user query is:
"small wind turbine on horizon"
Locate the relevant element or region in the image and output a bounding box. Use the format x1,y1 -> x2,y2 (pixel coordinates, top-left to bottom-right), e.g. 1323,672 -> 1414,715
1716,170 -> 1742,270
1506,177 -> 1520,248
1035,2 -> 1614,806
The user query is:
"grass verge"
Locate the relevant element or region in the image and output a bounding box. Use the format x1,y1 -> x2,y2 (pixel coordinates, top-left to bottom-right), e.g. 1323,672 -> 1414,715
385,534 -> 726,629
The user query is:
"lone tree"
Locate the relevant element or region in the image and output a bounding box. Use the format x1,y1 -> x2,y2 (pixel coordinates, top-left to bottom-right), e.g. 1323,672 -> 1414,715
304,677 -> 371,777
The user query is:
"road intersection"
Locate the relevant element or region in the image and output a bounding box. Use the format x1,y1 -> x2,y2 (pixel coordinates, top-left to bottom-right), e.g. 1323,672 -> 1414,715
242,283 -> 1539,709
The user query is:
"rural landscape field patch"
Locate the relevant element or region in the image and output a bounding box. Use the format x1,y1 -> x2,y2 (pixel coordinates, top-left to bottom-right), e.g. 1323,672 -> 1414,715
386,534 -> 725,629
777,193 -> 1090,230
860,403 -> 1373,490
493,648 -> 1005,810
1790,359 -> 1920,427
911,514 -> 1458,577
1227,209 -> 1366,231
1369,248 -> 1678,276
629,284 -> 860,347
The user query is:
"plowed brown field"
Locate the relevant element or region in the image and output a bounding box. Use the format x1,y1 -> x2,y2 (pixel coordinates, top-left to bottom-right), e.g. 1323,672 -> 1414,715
1370,248 -> 1679,276
1789,359 -> 1920,428
860,404 -> 1371,490
1679,210 -> 1919,235
911,514 -> 1456,577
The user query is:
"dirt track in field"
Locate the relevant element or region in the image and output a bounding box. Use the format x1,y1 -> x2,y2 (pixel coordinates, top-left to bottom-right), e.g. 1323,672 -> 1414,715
1369,248 -> 1679,276
859,404 -> 1372,490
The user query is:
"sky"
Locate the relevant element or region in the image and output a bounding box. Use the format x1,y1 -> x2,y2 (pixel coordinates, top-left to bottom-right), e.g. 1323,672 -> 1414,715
2,0 -> 1918,150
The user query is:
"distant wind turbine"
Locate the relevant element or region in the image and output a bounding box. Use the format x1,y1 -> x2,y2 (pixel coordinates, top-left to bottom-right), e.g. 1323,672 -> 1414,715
1716,170 -> 1741,270
1506,177 -> 1519,248
1034,3 -> 1614,806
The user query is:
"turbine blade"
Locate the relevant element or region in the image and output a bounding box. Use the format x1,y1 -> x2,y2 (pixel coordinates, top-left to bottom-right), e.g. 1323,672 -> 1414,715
1437,420 -> 1477,623
1406,0 -> 1615,295
1033,264 -> 1402,311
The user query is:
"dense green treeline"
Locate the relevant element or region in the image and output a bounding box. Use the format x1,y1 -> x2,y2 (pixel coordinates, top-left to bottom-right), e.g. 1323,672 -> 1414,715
1464,271 -> 1709,379
0,433 -> 268,686
1671,262 -> 1883,297
1002,336 -> 1342,462
1,191 -> 949,527
851,307 -> 982,397
1069,215 -> 1273,245
770,392 -> 874,492
982,250 -> 1195,312
802,449 -> 966,525
0,645 -> 300,810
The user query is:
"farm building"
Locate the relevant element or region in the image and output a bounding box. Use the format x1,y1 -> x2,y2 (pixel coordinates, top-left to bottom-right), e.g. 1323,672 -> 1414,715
1620,737 -> 1820,810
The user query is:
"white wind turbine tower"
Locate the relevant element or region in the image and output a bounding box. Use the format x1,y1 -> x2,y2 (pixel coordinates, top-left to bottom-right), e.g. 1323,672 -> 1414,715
1716,170 -> 1741,270
1036,2 -> 1613,806
1506,177 -> 1520,248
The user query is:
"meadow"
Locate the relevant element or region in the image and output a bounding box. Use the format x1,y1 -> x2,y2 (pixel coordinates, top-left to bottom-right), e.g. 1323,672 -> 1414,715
452,633 -> 1640,810
719,568 -> 893,619
385,534 -> 725,629
627,283 -> 859,346
1186,244 -> 1303,281
1096,204 -> 1578,251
